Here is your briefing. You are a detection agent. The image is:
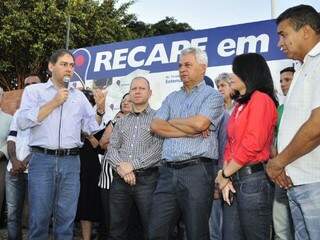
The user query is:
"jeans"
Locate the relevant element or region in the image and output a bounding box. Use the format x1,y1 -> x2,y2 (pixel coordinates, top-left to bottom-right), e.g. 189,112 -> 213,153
209,199 -> 223,240
148,162 -> 217,240
6,171 -> 28,240
108,170 -> 158,240
28,152 -> 80,240
222,171 -> 274,240
287,181 -> 320,240
273,185 -> 294,240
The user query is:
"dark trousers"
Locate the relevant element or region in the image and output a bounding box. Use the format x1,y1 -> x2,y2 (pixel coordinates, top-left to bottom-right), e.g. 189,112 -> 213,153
222,171 -> 274,240
108,170 -> 158,240
148,162 -> 217,240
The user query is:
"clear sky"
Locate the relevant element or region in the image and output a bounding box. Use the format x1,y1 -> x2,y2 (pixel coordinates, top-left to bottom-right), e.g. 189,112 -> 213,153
118,0 -> 320,29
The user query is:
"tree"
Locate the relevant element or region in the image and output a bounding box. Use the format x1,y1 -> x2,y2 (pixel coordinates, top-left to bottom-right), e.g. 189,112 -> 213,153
128,16 -> 192,39
0,0 -> 193,90
0,0 -> 137,90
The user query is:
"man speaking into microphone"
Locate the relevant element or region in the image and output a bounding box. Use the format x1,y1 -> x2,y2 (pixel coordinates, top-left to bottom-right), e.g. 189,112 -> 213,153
17,49 -> 105,240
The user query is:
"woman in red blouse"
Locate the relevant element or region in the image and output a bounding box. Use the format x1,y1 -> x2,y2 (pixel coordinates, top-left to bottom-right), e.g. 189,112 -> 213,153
215,53 -> 278,240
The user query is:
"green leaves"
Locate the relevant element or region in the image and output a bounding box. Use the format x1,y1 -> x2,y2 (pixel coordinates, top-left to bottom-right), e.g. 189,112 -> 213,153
0,0 -> 192,90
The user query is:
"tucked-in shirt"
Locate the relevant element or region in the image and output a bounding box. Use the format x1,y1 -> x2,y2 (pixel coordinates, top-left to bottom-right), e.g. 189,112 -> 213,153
278,41 -> 320,185
17,79 -> 99,149
0,110 -> 12,159
224,91 -> 277,166
217,111 -> 229,167
106,106 -> 163,169
155,81 -> 224,161
7,110 -> 30,173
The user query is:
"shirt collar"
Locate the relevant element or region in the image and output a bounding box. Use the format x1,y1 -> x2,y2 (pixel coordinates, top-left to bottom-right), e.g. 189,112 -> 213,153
128,105 -> 152,116
303,41 -> 320,62
181,80 -> 205,93
45,78 -> 76,90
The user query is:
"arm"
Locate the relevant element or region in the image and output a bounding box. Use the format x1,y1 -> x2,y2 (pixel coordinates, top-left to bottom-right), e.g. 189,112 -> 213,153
94,89 -> 106,124
169,115 -> 211,134
267,107 -> 320,187
7,141 -> 26,174
105,121 -> 123,168
17,87 -> 67,129
274,107 -> 320,167
150,118 -> 189,138
99,123 -> 113,150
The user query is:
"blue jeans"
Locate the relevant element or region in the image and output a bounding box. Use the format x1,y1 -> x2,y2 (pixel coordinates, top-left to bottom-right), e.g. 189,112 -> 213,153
222,171 -> 274,240
148,162 -> 217,240
28,152 -> 80,240
273,185 -> 294,240
209,199 -> 222,240
6,171 -> 28,240
108,170 -> 158,240
287,181 -> 320,240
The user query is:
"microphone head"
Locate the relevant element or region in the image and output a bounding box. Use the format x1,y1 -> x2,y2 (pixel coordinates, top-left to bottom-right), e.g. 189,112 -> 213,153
63,76 -> 70,88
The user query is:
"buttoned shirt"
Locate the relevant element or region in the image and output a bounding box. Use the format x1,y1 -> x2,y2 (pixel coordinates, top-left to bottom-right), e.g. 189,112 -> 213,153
7,110 -> 30,173
106,106 -> 163,169
17,79 -> 99,149
155,81 -> 224,161
278,41 -> 320,185
0,109 -> 12,158
224,91 -> 277,166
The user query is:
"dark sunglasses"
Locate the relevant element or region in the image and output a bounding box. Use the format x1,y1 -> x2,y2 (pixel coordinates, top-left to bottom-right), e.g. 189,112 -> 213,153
25,82 -> 38,86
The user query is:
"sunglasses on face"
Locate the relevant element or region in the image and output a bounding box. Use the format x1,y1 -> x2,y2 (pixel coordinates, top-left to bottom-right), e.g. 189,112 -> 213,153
25,82 -> 38,86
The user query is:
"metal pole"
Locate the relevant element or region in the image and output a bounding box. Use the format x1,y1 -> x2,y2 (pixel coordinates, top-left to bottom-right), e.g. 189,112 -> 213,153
66,14 -> 71,49
271,0 -> 276,19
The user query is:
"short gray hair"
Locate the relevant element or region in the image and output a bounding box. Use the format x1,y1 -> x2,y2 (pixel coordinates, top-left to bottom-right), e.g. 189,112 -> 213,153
180,47 -> 208,66
0,87 -> 3,97
214,73 -> 231,86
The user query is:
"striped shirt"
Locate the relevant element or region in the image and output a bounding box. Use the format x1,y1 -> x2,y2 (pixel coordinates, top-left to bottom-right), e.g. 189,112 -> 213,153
98,154 -> 113,189
155,81 -> 224,161
106,106 -> 163,169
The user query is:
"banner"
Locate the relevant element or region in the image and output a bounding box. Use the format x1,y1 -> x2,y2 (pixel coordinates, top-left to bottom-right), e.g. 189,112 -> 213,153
72,19 -> 293,118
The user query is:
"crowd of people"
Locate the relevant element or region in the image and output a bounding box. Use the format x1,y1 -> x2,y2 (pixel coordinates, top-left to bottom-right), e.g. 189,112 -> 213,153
0,4 -> 319,240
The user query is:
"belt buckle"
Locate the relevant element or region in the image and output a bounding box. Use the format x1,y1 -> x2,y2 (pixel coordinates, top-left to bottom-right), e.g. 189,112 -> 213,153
56,149 -> 64,156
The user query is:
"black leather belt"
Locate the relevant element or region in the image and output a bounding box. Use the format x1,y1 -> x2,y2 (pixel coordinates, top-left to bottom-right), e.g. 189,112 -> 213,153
162,157 -> 216,169
31,146 -> 79,156
233,162 -> 265,180
134,167 -> 159,177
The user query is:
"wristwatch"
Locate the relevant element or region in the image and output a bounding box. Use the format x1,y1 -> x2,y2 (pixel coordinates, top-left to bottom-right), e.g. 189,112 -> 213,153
96,110 -> 105,117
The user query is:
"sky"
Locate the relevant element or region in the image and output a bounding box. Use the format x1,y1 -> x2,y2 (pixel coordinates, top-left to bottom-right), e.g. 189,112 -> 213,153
118,0 -> 320,30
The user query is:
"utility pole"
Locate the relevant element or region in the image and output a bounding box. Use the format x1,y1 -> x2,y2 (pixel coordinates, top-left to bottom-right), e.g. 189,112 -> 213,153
66,14 -> 71,50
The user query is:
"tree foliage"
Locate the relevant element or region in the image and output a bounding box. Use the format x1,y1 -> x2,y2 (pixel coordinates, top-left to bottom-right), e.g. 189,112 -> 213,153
0,0 -> 192,90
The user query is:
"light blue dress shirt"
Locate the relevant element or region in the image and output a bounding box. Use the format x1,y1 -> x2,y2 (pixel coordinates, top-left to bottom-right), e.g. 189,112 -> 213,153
0,110 -> 12,158
155,81 -> 224,161
17,80 -> 99,149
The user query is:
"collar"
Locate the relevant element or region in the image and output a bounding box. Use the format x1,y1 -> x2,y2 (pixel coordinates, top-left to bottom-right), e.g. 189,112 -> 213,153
181,80 -> 205,92
303,41 -> 320,62
129,105 -> 152,116
45,79 -> 76,90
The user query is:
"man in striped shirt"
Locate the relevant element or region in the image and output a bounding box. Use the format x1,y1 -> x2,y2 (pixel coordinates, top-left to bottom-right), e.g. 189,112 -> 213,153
149,47 -> 224,240
106,76 -> 162,240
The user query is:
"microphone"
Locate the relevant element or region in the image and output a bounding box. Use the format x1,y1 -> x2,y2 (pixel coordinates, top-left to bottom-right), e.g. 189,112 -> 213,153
63,76 -> 70,88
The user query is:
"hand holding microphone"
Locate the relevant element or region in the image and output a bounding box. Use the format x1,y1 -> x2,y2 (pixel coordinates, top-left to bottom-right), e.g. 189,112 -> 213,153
54,76 -> 70,106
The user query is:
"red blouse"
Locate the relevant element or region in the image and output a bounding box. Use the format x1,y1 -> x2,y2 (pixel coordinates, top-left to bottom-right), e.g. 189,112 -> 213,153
224,91 -> 277,166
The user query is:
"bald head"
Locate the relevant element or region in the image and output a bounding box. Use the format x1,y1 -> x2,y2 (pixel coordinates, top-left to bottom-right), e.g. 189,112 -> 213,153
130,76 -> 150,90
24,75 -> 41,87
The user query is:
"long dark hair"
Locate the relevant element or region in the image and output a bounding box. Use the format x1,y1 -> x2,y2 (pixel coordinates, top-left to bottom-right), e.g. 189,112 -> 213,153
232,53 -> 278,106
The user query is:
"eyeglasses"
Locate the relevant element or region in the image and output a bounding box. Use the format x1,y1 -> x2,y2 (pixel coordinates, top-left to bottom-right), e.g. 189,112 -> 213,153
25,82 -> 39,86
